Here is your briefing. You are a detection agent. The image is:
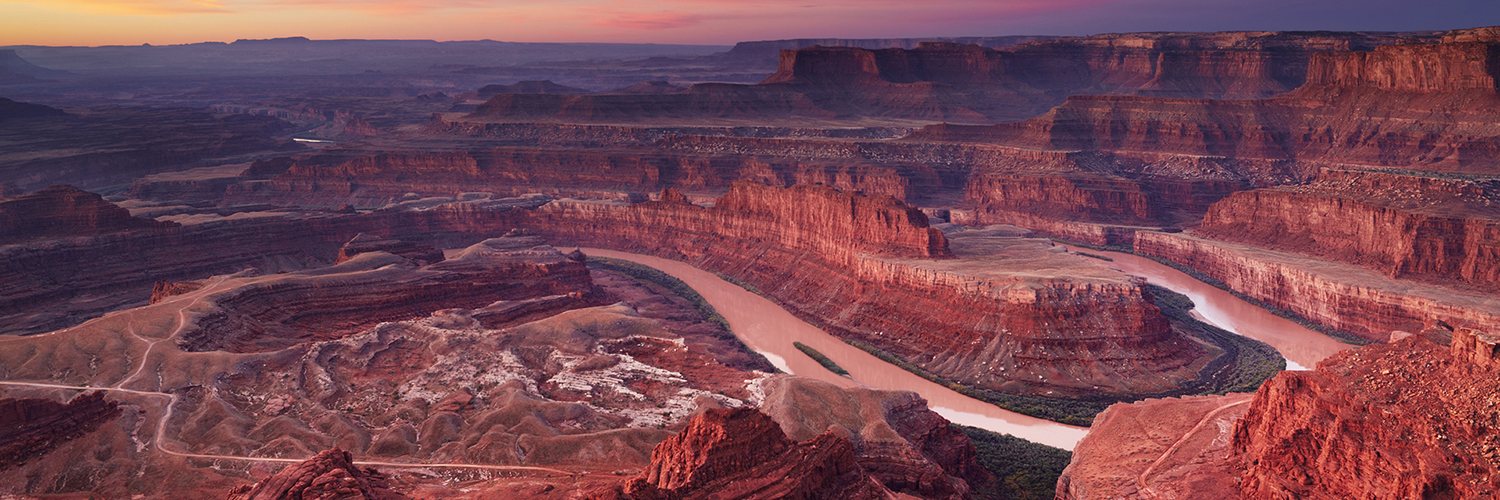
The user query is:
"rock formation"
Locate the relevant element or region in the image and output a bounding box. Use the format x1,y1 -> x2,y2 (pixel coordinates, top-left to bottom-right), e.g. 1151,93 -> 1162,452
0,185 -> 176,243
1198,169 -> 1500,292
0,392 -> 120,471
0,105 -> 296,192
168,236 -> 596,353
224,448 -> 408,500
1234,328 -> 1500,499
1054,393 -> 1252,500
1060,328 -> 1500,499
1134,230 -> 1500,342
334,233 -> 444,265
0,233 -> 772,498
477,80 -> 593,98
602,407 -> 891,500
528,183 -> 1211,398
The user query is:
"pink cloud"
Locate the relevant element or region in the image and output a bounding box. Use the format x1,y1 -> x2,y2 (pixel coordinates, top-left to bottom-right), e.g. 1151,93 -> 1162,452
588,12 -> 709,30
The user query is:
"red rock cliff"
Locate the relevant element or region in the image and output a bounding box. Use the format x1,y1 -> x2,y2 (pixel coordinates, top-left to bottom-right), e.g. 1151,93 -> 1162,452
224,448 -> 408,500
602,407 -> 890,500
528,183 -> 1208,398
0,185 -> 176,244
0,392 -> 120,471
1198,169 -> 1500,292
1233,329 -> 1500,499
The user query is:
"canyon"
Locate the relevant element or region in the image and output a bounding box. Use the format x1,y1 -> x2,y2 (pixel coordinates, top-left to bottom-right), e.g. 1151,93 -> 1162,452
3,24 -> 1500,500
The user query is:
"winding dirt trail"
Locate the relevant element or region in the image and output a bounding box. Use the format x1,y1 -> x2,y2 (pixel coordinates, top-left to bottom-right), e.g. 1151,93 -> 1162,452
0,275 -> 595,477
1135,398 -> 1251,499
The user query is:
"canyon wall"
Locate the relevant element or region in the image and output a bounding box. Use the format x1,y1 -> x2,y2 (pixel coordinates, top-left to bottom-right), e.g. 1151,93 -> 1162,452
0,185 -> 177,244
527,183 -> 1209,398
1198,169 -> 1500,292
0,196 -> 530,336
1135,231 -> 1500,342
227,146 -> 920,208
0,392 -> 120,470
1234,329 -> 1500,499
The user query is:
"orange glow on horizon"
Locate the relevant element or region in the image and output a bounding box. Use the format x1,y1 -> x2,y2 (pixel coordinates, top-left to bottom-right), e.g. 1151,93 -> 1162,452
1,0 -> 1493,47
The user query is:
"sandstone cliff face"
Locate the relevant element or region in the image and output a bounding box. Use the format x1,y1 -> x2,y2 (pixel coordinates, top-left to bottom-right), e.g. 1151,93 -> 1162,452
1234,329 -> 1500,499
224,448 -> 408,500
0,392 -> 120,471
528,183 -> 1208,398
912,34 -> 1500,176
1302,40 -> 1500,92
171,236 -> 596,353
230,146 -> 919,208
1135,231 -> 1500,342
757,376 -> 989,499
0,185 -> 176,243
1198,169 -> 1500,292
611,408 -> 888,500
0,196 -> 534,336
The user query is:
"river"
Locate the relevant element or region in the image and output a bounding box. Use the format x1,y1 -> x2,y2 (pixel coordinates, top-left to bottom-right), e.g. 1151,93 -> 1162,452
576,248 -> 1092,450
573,244 -> 1354,451
1058,247 -> 1352,370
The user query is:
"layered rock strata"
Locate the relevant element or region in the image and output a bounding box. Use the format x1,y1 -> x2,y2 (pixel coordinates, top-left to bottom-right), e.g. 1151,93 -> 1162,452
0,185 -> 176,244
0,196 -> 534,336
170,236 -> 597,353
225,448 -> 408,500
1234,329 -> 1500,499
464,30 -> 1430,125
0,236 -> 770,498
0,392 -> 121,470
1135,230 -> 1500,343
1198,169 -> 1500,292
529,183 -> 1210,397
604,407 -> 891,500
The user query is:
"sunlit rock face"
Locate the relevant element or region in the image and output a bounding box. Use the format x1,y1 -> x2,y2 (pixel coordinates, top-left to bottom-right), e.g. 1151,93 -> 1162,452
528,183 -> 1210,398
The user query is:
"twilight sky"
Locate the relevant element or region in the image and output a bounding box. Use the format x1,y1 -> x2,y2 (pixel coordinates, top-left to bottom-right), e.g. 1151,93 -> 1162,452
2,0 -> 1497,47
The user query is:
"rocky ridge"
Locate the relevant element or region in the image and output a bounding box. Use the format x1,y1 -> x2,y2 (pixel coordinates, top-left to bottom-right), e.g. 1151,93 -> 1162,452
528,183 -> 1211,398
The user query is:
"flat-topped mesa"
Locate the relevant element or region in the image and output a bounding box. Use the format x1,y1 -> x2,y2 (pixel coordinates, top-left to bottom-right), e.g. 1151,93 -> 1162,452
0,185 -> 176,244
714,182 -> 951,260
528,183 -> 1209,398
1300,35 -> 1500,93
334,233 -> 444,265
172,235 -> 597,353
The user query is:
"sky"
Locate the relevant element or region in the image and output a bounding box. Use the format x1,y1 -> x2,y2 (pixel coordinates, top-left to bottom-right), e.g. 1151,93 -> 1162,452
1,0 -> 1497,47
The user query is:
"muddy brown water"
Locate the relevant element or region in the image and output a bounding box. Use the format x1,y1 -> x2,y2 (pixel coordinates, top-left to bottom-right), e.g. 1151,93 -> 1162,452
574,248 -> 1090,450
1061,247 -> 1353,370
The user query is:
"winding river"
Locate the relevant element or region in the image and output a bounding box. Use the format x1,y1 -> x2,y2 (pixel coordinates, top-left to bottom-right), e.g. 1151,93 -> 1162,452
1059,247 -> 1353,371
576,245 -> 1355,451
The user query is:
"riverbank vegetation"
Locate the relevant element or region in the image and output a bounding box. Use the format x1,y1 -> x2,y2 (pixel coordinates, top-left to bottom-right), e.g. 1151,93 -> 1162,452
792,342 -> 849,376
586,256 -> 778,372
957,424 -> 1073,500
1052,237 -> 1371,345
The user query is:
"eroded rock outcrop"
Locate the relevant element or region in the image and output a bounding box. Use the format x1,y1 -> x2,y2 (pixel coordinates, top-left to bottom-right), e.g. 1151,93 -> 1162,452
1234,329 -> 1500,499
1135,230 -> 1500,342
603,407 -> 889,500
171,236 -> 596,352
1198,169 -> 1500,292
0,185 -> 176,243
0,392 -> 120,471
530,183 -> 1210,398
224,448 -> 408,500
